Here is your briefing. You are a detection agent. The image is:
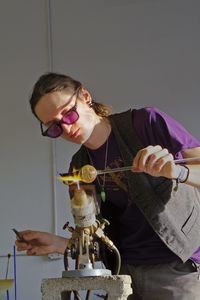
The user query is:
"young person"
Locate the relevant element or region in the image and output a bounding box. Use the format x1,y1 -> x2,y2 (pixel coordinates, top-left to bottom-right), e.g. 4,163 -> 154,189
16,72 -> 200,300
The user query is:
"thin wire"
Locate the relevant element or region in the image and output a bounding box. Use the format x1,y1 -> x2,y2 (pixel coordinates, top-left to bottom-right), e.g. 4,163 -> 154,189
86,138 -> 109,189
0,253 -> 27,258
102,138 -> 109,188
5,254 -> 11,279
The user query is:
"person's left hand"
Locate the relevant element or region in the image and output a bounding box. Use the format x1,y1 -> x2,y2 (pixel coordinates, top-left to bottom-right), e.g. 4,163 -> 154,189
132,145 -> 181,179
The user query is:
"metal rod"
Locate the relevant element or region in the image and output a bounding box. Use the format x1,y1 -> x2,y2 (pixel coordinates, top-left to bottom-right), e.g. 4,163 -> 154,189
97,156 -> 200,176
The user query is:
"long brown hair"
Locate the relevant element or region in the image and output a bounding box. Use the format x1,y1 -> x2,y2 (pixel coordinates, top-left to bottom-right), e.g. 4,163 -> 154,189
29,72 -> 112,118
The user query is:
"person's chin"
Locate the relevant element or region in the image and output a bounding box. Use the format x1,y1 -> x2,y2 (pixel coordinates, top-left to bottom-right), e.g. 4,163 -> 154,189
63,135 -> 85,145
62,131 -> 91,145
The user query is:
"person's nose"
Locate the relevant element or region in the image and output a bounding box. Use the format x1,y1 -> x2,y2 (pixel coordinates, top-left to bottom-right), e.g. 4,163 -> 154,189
61,123 -> 72,135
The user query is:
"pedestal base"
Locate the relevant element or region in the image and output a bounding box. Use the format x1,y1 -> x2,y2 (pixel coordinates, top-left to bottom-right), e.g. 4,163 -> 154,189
41,275 -> 132,300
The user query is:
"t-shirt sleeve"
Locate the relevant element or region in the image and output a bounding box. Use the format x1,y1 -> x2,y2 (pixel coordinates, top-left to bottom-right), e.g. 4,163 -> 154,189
133,107 -> 200,159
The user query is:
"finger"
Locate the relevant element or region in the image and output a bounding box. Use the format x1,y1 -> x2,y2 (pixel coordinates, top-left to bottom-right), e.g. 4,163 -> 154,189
21,230 -> 41,242
138,145 -> 163,170
16,230 -> 32,242
16,242 -> 32,251
145,148 -> 169,172
17,245 -> 30,252
133,145 -> 162,171
153,153 -> 174,172
27,248 -> 38,255
19,230 -> 32,235
27,246 -> 46,256
15,240 -> 27,247
133,146 -> 153,171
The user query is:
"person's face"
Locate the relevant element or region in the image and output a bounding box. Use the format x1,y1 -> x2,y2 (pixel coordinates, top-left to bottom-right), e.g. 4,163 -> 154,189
35,88 -> 99,145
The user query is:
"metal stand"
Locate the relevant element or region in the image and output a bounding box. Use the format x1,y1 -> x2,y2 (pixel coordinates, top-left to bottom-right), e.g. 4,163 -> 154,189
62,268 -> 111,278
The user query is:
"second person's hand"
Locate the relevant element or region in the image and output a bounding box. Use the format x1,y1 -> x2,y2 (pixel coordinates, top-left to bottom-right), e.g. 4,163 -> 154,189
15,230 -> 68,256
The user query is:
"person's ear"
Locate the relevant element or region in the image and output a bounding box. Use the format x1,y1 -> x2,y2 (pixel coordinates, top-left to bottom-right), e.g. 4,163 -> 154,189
79,87 -> 92,104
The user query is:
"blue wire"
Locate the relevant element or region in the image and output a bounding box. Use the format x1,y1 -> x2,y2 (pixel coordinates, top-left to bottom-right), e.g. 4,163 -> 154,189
13,246 -> 17,300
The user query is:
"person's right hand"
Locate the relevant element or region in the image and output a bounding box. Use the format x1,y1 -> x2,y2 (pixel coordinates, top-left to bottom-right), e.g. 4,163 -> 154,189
15,230 -> 68,256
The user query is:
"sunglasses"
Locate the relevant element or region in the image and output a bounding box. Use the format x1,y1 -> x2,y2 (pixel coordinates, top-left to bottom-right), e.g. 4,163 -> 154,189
40,91 -> 79,138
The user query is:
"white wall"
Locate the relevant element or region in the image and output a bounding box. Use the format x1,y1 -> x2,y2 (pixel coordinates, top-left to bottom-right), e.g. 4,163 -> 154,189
0,1 -> 200,299
0,1 -> 65,299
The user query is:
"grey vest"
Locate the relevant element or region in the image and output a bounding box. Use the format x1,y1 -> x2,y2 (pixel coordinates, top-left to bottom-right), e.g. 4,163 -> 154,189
71,110 -> 200,261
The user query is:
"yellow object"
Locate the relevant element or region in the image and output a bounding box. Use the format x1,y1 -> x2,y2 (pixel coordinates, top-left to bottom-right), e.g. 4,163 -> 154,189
0,279 -> 14,291
80,165 -> 97,183
58,164 -> 97,184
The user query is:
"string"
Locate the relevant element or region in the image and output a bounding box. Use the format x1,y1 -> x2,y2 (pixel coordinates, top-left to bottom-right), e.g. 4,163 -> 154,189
86,138 -> 109,202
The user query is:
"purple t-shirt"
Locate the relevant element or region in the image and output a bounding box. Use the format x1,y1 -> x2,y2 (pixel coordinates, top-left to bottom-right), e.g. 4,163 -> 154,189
85,107 -> 200,265
134,107 -> 200,264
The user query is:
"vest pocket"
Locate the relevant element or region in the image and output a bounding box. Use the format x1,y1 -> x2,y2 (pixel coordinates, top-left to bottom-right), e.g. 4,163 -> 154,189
168,259 -> 197,274
181,206 -> 198,235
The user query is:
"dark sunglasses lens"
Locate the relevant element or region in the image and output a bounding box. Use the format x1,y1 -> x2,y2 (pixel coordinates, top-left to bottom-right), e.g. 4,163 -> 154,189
46,124 -> 63,138
62,111 -> 79,125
